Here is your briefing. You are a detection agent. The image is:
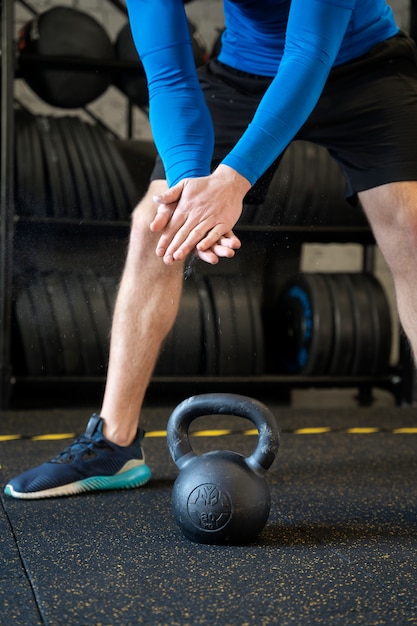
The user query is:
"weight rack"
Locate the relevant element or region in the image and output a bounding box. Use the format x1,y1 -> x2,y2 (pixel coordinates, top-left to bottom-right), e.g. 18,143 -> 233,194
1,0 -> 416,409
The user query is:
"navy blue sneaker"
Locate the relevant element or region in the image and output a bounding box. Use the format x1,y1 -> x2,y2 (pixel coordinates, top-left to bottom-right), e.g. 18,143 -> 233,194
4,414 -> 151,499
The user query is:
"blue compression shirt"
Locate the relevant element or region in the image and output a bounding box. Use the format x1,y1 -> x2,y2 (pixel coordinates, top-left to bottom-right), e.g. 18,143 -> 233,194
126,0 -> 399,187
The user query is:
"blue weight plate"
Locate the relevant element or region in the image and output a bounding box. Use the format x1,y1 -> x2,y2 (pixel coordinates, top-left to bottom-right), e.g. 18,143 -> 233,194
276,273 -> 334,375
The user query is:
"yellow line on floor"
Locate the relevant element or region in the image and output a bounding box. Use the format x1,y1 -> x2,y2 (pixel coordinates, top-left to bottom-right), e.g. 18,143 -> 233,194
31,433 -> 77,441
392,427 -> 417,434
1,428 -> 417,441
345,427 -> 380,434
192,429 -> 233,437
293,427 -> 333,435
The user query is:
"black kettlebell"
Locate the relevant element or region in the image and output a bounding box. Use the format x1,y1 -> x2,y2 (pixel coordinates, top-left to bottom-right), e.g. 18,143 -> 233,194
167,393 -> 280,545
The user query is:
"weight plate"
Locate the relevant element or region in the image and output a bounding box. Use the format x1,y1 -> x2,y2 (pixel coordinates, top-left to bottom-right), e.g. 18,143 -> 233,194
75,120 -> 108,220
255,144 -> 292,226
245,279 -> 265,374
301,142 -> 324,226
345,273 -> 376,376
14,111 -> 27,213
19,7 -> 113,109
78,272 -> 113,373
363,273 -> 392,375
14,276 -> 46,376
196,277 -> 217,375
206,275 -> 238,375
15,110 -> 34,216
58,117 -> 92,219
69,117 -> 103,219
227,275 -> 255,375
102,135 -> 140,215
27,111 -> 48,217
88,124 -> 128,221
43,271 -> 84,375
287,141 -> 310,225
322,273 -> 355,376
82,123 -> 119,220
47,116 -> 79,218
62,272 -> 103,375
96,274 -> 118,319
36,115 -> 66,217
256,141 -> 368,227
173,277 -> 203,375
33,272 -> 66,375
114,139 -> 157,209
276,273 -> 334,375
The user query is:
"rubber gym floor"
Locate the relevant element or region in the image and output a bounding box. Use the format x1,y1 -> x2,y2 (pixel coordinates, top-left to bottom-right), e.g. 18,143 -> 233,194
1,391 -> 416,626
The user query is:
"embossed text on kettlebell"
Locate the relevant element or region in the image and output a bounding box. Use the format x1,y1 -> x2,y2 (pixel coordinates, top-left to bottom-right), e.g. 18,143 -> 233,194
187,483 -> 232,531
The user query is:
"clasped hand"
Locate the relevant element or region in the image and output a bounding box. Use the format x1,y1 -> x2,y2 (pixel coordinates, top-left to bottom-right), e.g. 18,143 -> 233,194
150,165 -> 251,265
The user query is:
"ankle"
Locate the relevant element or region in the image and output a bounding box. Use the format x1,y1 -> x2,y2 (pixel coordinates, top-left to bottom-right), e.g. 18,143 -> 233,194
101,420 -> 138,447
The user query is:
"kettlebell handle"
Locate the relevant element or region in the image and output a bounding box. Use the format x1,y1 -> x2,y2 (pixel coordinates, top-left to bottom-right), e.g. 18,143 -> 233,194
167,393 -> 280,476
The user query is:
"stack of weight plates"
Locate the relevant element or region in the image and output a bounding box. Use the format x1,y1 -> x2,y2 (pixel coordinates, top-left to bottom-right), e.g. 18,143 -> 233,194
13,270 -> 116,377
155,273 -> 265,377
15,108 -> 141,220
252,141 -> 368,227
13,270 -> 265,378
273,272 -> 392,376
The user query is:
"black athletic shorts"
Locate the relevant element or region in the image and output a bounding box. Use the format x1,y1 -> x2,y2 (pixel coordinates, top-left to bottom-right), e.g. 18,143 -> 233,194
151,31 -> 417,204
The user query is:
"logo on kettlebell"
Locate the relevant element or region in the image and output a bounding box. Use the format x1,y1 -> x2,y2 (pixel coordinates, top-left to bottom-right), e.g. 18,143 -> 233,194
187,483 -> 232,531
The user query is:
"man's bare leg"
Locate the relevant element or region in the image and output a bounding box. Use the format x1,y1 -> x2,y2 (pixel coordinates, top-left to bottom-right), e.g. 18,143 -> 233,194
359,181 -> 417,363
100,180 -> 185,446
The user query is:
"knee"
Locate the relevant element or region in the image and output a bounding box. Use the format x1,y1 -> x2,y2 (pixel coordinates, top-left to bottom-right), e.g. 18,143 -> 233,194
128,181 -> 167,252
361,183 -> 417,269
386,197 -> 417,263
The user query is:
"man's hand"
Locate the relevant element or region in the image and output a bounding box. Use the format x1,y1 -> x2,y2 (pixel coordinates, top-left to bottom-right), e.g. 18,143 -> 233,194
150,165 -> 251,265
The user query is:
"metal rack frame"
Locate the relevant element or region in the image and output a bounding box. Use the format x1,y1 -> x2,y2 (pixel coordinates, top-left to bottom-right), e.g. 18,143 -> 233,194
0,0 -> 16,408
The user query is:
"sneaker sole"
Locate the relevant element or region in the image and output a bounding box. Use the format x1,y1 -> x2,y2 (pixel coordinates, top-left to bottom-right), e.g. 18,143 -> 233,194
4,464 -> 152,500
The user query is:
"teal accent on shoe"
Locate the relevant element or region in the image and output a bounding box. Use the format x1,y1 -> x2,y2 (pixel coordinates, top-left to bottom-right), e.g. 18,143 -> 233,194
77,464 -> 152,493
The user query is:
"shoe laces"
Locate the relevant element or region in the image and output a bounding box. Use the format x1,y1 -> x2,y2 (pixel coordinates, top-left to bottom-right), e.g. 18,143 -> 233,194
52,433 -> 114,464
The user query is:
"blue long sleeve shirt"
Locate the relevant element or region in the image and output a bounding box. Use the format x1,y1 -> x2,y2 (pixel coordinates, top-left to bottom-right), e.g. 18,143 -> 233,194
126,0 -> 398,187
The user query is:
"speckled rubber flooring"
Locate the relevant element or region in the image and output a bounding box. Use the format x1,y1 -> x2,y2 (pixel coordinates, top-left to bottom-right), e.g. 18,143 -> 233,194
1,401 -> 417,625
